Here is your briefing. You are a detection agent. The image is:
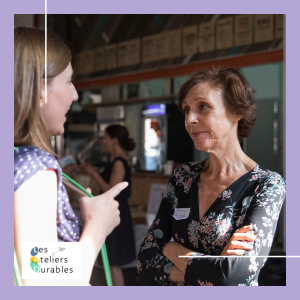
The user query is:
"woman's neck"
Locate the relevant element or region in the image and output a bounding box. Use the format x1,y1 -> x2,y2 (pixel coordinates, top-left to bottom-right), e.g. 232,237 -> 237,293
203,138 -> 256,180
110,145 -> 127,160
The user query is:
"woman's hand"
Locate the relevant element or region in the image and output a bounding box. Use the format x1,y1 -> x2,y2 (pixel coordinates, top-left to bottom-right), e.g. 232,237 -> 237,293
77,182 -> 128,283
62,163 -> 76,177
79,182 -> 128,237
79,163 -> 96,176
221,224 -> 257,256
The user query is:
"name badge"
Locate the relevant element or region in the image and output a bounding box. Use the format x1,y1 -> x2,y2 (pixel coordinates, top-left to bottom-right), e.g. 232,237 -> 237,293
172,208 -> 190,220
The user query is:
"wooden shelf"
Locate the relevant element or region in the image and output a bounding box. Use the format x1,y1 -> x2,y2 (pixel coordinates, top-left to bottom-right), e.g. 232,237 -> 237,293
74,50 -> 283,91
82,95 -> 177,107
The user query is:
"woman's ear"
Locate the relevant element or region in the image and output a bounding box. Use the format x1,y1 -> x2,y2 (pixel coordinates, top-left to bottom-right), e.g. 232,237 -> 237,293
40,80 -> 45,108
234,114 -> 243,123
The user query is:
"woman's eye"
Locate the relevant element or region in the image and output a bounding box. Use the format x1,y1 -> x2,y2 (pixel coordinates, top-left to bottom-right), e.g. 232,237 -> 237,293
200,104 -> 208,110
183,109 -> 189,116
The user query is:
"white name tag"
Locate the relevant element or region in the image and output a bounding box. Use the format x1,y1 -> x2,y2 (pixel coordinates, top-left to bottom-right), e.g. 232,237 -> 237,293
172,208 -> 190,220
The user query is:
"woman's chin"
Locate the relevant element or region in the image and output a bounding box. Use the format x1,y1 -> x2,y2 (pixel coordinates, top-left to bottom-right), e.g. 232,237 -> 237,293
51,127 -> 65,136
194,141 -> 210,152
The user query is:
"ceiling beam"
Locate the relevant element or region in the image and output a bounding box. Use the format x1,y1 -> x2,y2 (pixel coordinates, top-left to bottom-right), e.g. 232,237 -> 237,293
74,49 -> 283,90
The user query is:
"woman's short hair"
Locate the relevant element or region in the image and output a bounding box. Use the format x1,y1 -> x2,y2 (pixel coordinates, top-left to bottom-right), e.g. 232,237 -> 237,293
105,124 -> 136,151
14,27 -> 71,153
177,67 -> 257,141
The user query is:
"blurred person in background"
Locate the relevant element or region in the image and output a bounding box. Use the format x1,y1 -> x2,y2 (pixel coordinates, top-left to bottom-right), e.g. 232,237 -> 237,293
80,124 -> 136,286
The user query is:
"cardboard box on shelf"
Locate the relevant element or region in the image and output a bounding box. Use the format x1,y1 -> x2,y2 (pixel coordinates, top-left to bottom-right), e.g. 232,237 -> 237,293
199,22 -> 215,53
254,14 -> 274,43
142,34 -> 156,63
216,16 -> 233,50
106,44 -> 117,70
234,14 -> 253,46
183,25 -> 198,55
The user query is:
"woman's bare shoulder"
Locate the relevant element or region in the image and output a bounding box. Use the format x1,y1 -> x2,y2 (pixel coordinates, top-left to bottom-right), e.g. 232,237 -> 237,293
112,158 -> 126,170
14,170 -> 57,197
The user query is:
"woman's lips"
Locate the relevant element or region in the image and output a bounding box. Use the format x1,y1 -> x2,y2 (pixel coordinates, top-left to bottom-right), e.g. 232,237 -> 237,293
191,131 -> 207,138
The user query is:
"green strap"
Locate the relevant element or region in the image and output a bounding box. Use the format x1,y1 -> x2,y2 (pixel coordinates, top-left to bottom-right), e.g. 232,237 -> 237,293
62,173 -> 113,286
14,249 -> 23,286
14,147 -> 113,286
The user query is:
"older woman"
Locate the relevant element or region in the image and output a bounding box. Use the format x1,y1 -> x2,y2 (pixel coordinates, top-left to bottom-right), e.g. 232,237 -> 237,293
137,68 -> 286,286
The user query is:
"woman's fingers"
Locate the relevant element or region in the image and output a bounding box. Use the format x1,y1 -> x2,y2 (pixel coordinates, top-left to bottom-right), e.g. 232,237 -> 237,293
228,240 -> 254,250
235,224 -> 254,233
231,225 -> 257,242
221,225 -> 257,256
106,182 -> 129,199
230,232 -> 257,242
225,250 -> 245,256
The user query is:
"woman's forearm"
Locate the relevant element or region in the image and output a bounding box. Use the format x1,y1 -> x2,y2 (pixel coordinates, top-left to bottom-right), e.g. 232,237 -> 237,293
162,241 -> 194,274
78,221 -> 106,283
168,265 -> 185,283
91,171 -> 111,193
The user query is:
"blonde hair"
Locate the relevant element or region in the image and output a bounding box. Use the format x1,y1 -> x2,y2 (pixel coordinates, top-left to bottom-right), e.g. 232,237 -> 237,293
14,27 -> 71,154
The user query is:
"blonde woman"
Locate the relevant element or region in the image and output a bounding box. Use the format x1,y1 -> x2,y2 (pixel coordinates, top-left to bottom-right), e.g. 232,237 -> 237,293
14,27 -> 127,286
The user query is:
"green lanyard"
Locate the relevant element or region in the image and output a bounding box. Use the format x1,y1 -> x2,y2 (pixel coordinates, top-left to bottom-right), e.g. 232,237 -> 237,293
62,173 -> 113,286
14,247 -> 23,286
14,147 -> 113,286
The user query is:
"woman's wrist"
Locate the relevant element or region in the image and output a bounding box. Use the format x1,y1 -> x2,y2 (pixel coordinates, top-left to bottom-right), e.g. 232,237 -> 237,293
90,168 -> 98,177
162,241 -> 194,274
80,220 -> 106,254
78,223 -> 106,283
167,265 -> 185,283
93,170 -> 105,182
162,241 -> 174,257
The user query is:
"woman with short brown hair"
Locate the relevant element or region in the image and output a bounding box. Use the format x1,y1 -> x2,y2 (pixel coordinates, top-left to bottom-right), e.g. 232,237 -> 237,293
177,68 -> 257,141
138,68 -> 285,286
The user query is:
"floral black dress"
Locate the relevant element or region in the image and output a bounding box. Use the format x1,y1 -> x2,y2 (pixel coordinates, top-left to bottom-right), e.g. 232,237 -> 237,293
137,159 -> 286,286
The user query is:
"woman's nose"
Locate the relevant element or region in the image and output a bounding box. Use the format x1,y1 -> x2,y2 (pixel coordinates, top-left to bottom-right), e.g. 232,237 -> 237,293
186,110 -> 198,125
71,83 -> 79,102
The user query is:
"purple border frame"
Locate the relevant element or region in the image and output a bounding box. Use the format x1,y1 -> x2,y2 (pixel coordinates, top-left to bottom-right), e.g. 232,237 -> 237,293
5,1 -> 299,298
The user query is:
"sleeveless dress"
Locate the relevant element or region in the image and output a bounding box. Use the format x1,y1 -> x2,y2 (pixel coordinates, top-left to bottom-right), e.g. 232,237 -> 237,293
14,146 -> 81,242
97,157 -> 136,266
